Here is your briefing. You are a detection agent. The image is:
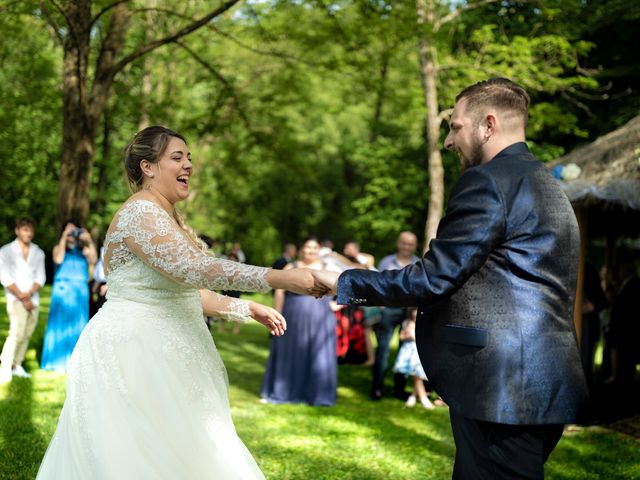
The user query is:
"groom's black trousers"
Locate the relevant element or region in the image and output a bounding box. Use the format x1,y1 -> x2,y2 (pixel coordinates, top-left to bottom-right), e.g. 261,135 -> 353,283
450,410 -> 564,480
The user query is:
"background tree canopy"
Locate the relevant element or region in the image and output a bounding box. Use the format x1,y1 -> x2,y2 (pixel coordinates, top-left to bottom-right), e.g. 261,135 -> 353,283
1,0 -> 638,267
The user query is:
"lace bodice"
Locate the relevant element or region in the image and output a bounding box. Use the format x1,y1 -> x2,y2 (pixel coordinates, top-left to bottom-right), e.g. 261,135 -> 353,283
103,199 -> 270,321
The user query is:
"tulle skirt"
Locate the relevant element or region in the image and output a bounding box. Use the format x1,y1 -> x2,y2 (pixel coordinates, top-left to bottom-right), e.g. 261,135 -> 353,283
37,296 -> 265,479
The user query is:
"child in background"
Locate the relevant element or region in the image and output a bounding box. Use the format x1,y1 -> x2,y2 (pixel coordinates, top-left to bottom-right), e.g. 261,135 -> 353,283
393,311 -> 434,409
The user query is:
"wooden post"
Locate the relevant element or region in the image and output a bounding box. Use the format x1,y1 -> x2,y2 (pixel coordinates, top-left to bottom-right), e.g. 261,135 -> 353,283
573,207 -> 587,345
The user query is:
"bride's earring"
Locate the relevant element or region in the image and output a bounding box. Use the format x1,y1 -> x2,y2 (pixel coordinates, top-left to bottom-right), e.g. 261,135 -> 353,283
144,173 -> 154,191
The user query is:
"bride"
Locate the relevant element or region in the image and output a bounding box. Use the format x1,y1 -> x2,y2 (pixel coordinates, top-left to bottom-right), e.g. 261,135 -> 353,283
37,126 -> 315,479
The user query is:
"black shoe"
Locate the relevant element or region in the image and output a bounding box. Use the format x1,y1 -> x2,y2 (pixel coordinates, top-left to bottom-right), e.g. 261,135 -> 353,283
369,389 -> 383,401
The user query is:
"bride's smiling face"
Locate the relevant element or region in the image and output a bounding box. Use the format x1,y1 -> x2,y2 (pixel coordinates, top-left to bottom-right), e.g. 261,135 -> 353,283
148,136 -> 193,204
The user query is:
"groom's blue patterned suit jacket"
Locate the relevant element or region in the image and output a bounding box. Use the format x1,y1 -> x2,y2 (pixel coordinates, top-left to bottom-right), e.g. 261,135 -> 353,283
337,142 -> 589,425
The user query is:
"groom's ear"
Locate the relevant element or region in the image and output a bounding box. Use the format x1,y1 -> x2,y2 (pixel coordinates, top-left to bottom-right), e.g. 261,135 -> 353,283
484,113 -> 496,131
481,113 -> 497,141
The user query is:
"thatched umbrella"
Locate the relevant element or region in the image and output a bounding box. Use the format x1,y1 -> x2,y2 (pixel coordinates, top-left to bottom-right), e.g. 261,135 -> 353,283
550,114 -> 640,215
549,115 -> 640,343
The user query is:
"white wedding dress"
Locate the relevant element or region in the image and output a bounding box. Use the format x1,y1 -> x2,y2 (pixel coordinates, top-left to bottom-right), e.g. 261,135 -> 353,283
37,199 -> 271,479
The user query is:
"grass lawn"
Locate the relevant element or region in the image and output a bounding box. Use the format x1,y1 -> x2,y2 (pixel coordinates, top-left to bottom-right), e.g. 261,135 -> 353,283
1,290 -> 639,479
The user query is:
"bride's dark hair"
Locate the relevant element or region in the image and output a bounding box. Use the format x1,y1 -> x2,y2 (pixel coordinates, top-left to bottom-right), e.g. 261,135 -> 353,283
124,126 -> 187,193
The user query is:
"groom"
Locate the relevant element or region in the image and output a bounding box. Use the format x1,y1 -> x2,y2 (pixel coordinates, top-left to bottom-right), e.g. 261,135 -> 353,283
314,78 -> 588,479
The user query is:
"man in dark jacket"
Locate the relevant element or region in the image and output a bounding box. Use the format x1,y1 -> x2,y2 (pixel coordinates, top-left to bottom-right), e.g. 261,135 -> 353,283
312,78 -> 588,479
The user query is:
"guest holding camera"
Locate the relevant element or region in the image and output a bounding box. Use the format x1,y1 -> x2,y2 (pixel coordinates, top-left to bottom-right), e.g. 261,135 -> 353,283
40,221 -> 97,372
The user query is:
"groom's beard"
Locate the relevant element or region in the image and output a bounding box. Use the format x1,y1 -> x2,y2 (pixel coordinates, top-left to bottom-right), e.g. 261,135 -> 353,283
459,136 -> 484,171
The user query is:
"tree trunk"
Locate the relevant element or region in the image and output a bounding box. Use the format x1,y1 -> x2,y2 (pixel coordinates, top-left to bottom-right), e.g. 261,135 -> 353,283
53,0 -> 240,230
138,0 -> 156,131
56,1 -> 130,230
416,0 -> 444,254
91,105 -> 112,230
57,0 -> 92,228
369,52 -> 390,143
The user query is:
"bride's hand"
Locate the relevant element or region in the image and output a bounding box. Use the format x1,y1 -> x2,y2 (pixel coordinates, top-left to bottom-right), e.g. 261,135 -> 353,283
249,302 -> 287,336
265,268 -> 315,295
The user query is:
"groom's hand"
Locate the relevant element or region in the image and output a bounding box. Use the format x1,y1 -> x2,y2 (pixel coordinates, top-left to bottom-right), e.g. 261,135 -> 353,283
310,270 -> 339,297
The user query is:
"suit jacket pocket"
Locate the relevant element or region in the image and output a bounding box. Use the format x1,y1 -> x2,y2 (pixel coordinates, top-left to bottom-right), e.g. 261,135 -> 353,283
442,324 -> 488,348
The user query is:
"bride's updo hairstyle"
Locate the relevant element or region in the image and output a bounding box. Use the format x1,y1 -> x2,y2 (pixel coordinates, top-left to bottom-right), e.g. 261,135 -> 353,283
123,125 -> 207,252
124,126 -> 187,193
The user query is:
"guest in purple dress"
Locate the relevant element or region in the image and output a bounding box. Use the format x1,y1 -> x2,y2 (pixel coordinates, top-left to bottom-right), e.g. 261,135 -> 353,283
260,237 -> 337,406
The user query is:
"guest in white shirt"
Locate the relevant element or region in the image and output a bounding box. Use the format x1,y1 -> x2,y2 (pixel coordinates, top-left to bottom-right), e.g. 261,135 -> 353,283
0,217 -> 46,383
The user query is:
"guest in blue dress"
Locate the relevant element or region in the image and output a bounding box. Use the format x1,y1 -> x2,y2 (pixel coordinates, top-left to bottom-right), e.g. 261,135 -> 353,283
40,221 -> 97,372
260,237 -> 338,406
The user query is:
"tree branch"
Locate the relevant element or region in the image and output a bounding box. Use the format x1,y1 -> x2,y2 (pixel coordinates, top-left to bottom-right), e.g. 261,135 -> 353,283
566,84 -> 632,101
173,40 -> 253,131
208,23 -> 323,68
111,0 -> 240,75
132,5 -> 374,84
560,91 -> 594,118
39,0 -> 65,44
129,6 -> 336,69
89,0 -> 129,29
127,6 -> 184,19
47,0 -> 75,36
437,108 -> 453,124
435,0 -> 502,31
89,2 -> 130,124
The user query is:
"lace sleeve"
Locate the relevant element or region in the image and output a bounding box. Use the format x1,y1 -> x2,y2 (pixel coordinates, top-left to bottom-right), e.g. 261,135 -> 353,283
201,290 -> 252,323
113,200 -> 271,293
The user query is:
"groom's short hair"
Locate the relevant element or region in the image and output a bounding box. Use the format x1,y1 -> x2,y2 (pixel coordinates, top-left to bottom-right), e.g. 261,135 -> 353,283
456,78 -> 530,128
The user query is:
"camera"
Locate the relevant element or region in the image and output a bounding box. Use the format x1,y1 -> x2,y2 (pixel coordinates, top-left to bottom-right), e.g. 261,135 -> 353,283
71,227 -> 84,239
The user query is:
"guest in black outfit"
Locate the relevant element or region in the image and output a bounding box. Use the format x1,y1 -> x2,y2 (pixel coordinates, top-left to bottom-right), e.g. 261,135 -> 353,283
271,243 -> 297,270
608,260 -> 640,392
580,262 -> 607,387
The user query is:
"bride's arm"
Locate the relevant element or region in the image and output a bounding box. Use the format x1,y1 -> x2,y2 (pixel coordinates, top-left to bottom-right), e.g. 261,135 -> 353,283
199,290 -> 286,336
265,268 -> 314,295
118,200 -> 313,294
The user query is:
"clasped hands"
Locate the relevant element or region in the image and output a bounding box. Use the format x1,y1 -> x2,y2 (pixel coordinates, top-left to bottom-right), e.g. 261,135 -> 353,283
13,288 -> 35,311
266,267 -> 340,298
308,269 -> 340,298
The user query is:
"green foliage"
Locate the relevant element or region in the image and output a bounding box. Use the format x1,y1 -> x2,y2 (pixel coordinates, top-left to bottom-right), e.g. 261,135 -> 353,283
1,0 -> 637,263
348,139 -> 428,253
0,10 -> 61,249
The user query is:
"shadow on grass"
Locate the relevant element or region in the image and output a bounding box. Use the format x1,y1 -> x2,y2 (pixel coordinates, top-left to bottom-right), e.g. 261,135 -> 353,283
0,288 -> 54,480
0,378 -> 48,480
216,323 -> 455,478
215,322 -> 408,406
258,438 -> 450,480
547,426 -> 640,480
